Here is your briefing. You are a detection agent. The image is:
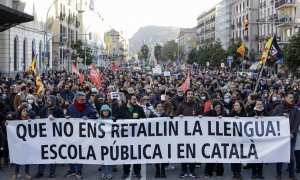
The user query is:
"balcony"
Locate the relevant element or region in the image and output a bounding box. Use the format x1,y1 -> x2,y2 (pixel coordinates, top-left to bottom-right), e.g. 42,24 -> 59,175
236,37 -> 242,42
255,35 -> 259,41
231,24 -> 235,29
244,35 -> 249,41
259,2 -> 263,7
259,35 -> 266,42
263,1 -> 266,7
270,0 -> 274,4
276,36 -> 290,44
275,16 -> 295,28
268,13 -> 278,20
275,0 -> 296,10
230,38 -> 234,42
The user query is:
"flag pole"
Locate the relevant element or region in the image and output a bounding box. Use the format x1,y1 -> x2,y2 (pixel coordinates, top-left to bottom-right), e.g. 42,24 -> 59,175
254,63 -> 265,94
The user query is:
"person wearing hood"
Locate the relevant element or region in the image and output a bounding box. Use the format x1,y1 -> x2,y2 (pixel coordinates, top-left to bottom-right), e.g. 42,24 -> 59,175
34,95 -> 64,179
270,91 -> 300,180
223,93 -> 233,114
97,104 -> 113,179
26,94 -> 40,117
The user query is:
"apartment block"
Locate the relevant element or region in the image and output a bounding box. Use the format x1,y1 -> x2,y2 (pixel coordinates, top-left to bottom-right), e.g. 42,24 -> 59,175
196,7 -> 216,49
275,0 -> 300,44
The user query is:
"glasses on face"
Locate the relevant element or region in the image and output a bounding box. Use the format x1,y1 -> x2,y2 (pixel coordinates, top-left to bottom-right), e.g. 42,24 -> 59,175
78,98 -> 86,101
46,99 -> 52,102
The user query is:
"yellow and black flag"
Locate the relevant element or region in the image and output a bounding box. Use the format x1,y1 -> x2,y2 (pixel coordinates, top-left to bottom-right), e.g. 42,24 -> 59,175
260,35 -> 283,65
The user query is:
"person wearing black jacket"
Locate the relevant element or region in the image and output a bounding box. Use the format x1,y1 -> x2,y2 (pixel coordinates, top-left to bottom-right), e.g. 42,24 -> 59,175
248,99 -> 268,179
228,100 -> 247,180
34,95 -> 64,179
204,100 -> 226,179
177,89 -> 203,178
270,92 -> 300,180
117,94 -> 146,179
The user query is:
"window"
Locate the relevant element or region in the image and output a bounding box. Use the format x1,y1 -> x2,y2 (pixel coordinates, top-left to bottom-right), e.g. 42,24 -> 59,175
14,36 -> 18,71
23,38 -> 27,71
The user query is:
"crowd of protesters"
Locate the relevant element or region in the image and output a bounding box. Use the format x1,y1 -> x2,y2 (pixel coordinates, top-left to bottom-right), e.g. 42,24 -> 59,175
0,64 -> 299,179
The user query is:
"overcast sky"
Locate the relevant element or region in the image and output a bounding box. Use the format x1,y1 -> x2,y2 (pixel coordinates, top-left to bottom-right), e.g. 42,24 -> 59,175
96,0 -> 221,39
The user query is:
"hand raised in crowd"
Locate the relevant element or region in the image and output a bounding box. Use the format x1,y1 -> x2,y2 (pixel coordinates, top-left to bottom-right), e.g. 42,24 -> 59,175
218,115 -> 222,119
48,114 -> 55,121
179,114 -> 184,118
235,116 -> 240,119
82,116 -> 88,120
198,115 -> 203,118
283,113 -> 289,118
65,116 -> 70,119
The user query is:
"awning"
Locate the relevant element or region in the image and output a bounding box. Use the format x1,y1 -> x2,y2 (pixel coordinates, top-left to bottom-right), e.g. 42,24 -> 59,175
0,4 -> 34,32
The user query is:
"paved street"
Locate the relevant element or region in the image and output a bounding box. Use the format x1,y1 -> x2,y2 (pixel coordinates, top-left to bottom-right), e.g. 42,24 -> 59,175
0,163 -> 299,179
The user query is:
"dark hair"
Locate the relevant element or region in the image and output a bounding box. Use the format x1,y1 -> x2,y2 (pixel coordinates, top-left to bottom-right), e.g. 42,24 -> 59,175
126,94 -> 134,102
154,101 -> 163,109
233,100 -> 246,114
212,100 -> 223,109
185,89 -> 194,96
284,90 -> 294,97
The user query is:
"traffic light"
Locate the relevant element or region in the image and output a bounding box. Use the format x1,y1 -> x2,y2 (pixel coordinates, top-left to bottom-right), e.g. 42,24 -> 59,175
244,19 -> 249,31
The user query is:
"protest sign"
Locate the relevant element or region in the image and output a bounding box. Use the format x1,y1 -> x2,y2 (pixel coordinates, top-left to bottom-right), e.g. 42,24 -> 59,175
7,117 -> 290,165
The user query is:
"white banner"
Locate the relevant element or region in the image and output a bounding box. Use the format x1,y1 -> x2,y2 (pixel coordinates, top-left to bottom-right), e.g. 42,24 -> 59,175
7,116 -> 290,165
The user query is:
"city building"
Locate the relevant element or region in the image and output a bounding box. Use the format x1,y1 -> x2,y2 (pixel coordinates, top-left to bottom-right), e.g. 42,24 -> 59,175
196,7 -> 216,50
230,0 -> 259,57
77,0 -> 104,69
104,29 -> 128,64
0,0 -> 53,76
51,0 -> 81,71
275,0 -> 300,45
258,0 -> 277,55
178,28 -> 197,62
215,0 -> 231,50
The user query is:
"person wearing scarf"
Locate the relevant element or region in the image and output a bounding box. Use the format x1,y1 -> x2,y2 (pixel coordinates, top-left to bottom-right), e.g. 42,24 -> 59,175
149,101 -> 167,178
248,99 -> 268,179
270,92 -> 300,180
64,92 -> 96,179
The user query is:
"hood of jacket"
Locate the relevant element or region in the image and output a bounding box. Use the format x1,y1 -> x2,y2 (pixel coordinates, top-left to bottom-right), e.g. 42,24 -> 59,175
99,104 -> 112,119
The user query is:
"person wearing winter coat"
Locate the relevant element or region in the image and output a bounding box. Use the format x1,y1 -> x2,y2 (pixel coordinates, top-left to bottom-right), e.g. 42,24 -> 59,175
97,104 -> 113,179
270,91 -> 300,180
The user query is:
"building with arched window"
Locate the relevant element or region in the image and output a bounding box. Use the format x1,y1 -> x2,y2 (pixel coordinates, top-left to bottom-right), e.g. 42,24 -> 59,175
0,0 -> 54,76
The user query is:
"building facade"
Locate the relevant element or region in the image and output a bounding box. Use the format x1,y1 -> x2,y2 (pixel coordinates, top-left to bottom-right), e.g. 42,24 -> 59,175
215,0 -> 231,50
196,7 -> 216,50
51,0 -> 81,71
178,28 -> 197,62
275,0 -> 300,45
0,0 -> 54,76
104,29 -> 128,64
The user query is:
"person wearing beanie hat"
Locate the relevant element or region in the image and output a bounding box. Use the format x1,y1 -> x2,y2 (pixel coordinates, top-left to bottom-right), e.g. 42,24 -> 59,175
34,95 -> 65,179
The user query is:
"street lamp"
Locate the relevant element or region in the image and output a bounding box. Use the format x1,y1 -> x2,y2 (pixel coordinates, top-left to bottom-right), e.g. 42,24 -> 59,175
84,25 -> 92,71
44,0 -> 59,75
